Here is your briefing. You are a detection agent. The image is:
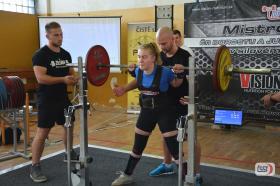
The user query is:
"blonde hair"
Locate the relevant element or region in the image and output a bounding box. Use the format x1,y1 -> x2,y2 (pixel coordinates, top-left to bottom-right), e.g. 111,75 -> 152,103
138,42 -> 162,65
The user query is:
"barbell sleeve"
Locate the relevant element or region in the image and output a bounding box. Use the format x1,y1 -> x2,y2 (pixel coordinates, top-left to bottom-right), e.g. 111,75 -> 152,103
232,67 -> 271,74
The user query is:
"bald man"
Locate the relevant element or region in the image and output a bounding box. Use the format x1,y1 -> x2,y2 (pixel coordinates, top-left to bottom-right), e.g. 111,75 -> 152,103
125,27 -> 202,185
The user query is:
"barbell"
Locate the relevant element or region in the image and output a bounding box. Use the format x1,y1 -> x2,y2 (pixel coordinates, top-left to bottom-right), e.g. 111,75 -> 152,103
68,45 -> 271,92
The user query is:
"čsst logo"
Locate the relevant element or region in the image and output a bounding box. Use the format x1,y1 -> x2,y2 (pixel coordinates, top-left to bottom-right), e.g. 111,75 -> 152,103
262,5 -> 280,21
255,162 -> 275,176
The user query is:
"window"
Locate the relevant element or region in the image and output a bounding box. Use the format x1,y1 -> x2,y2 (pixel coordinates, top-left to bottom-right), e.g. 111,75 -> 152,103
0,0 -> 35,14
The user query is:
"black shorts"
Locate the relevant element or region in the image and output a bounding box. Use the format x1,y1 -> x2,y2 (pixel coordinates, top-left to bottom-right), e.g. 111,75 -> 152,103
136,108 -> 177,133
37,99 -> 74,128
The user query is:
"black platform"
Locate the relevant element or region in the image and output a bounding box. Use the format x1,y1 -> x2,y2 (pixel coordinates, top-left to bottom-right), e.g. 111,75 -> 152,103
0,146 -> 279,186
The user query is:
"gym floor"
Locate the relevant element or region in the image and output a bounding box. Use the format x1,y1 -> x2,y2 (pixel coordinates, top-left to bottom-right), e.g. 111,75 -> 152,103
0,104 -> 279,175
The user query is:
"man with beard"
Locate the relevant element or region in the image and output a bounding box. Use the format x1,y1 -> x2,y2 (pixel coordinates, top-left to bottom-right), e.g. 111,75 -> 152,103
30,22 -> 78,183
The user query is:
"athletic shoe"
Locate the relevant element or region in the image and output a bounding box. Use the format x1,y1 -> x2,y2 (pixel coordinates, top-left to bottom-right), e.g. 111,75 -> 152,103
149,163 -> 176,177
30,164 -> 47,183
111,171 -> 133,186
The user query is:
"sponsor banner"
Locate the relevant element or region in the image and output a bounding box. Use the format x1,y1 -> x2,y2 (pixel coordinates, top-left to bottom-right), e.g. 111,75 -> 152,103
127,23 -> 155,110
184,0 -> 280,121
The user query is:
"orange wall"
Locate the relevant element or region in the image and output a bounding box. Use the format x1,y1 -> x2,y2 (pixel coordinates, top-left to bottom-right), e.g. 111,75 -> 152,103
42,5 -> 185,108
0,11 -> 39,70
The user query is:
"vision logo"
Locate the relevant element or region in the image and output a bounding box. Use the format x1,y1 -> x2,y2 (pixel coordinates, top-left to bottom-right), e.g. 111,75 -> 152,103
262,5 -> 280,21
240,74 -> 280,90
255,162 -> 275,176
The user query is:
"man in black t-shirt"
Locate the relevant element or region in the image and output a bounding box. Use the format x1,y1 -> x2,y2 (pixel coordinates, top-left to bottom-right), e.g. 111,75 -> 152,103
159,37 -> 190,117
30,22 -> 78,183
148,27 -> 202,185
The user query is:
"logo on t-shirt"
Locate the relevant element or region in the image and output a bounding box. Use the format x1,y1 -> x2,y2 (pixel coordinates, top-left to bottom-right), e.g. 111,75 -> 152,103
50,59 -> 69,68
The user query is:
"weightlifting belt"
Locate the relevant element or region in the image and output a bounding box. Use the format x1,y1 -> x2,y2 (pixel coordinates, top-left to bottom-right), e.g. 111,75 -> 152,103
137,66 -> 167,109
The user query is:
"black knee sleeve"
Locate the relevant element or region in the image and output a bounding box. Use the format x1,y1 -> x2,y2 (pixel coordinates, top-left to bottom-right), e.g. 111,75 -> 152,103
132,133 -> 149,155
124,155 -> 140,175
124,133 -> 149,175
164,135 -> 179,160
